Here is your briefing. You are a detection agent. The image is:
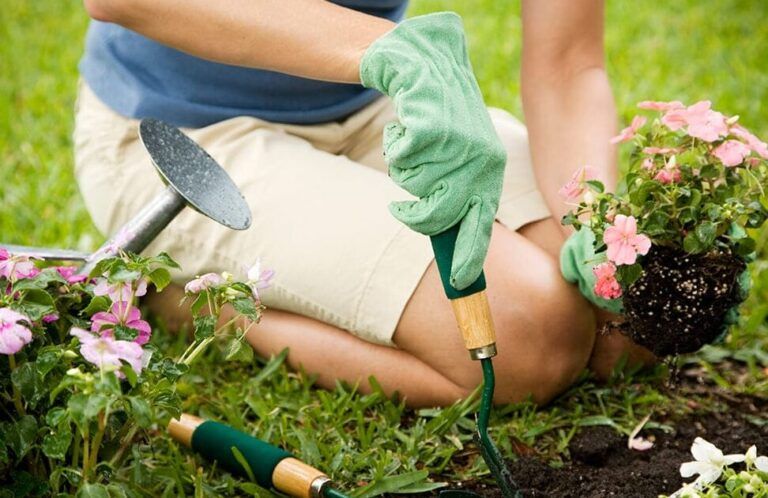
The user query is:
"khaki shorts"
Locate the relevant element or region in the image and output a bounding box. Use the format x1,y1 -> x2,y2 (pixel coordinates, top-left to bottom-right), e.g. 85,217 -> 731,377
73,82 -> 550,346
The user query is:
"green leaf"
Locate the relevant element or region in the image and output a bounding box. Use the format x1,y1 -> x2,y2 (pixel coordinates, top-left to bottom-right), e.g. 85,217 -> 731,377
67,393 -> 88,428
109,268 -> 141,282
736,237 -> 757,257
616,263 -> 643,287
128,397 -> 153,428
728,222 -> 747,240
684,232 -> 705,254
230,446 -> 257,483
7,416 -> 38,460
151,252 -> 181,270
190,291 -> 208,316
586,179 -> 605,193
357,470 -> 431,498
77,483 -> 110,498
36,347 -> 62,377
225,338 -> 254,363
42,424 -> 72,460
148,267 -> 172,291
12,362 -> 46,408
45,407 -> 68,427
113,324 -> 138,342
193,315 -> 216,341
82,295 -> 111,315
232,298 -> 260,321
84,393 -> 109,418
695,220 -> 717,246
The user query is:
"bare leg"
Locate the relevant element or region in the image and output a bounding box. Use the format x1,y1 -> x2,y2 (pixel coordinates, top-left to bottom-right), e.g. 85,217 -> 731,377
146,221 -> 597,407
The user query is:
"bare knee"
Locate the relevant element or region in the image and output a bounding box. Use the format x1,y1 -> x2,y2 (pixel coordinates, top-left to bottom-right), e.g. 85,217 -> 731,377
490,255 -> 596,405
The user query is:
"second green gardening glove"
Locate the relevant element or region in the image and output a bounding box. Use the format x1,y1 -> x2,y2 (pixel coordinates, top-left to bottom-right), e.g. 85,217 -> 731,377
360,12 -> 506,290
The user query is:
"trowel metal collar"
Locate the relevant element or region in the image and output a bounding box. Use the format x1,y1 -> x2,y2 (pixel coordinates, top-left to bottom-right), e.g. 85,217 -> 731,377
139,118 -> 252,230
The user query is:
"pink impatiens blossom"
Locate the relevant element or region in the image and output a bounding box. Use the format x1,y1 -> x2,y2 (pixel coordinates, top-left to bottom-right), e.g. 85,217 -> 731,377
0,253 -> 40,281
685,101 -> 728,142
93,277 -> 148,303
654,156 -> 682,184
184,272 -> 224,294
42,314 -> 59,324
643,147 -> 679,155
641,158 -> 655,170
593,262 -> 622,300
0,308 -> 33,355
610,116 -> 647,144
730,125 -> 768,159
246,259 -> 275,301
91,301 -> 151,345
712,140 -> 751,167
56,266 -> 88,285
70,327 -> 144,375
603,215 -> 652,265
637,100 -> 684,111
558,165 -> 598,201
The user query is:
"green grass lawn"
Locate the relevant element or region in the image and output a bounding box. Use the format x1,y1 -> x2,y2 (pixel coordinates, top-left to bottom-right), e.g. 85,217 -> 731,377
2,1 -> 768,496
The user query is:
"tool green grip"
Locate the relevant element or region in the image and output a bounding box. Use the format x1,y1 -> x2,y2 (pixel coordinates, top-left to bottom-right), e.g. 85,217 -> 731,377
191,420 -> 292,488
430,224 -> 486,300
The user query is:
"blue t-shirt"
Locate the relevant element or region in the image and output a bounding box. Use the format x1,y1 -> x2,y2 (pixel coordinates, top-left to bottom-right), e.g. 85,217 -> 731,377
79,1 -> 408,127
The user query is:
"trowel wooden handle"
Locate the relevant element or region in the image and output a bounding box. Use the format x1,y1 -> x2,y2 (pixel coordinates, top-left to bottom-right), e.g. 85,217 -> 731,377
430,226 -> 497,360
168,414 -> 330,498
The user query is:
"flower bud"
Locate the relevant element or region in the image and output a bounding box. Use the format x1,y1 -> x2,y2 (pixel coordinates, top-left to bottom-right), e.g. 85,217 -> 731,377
63,350 -> 78,359
221,271 -> 234,282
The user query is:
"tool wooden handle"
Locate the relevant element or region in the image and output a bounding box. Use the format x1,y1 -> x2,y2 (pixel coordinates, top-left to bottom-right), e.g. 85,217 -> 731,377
430,225 -> 497,359
273,458 -> 330,498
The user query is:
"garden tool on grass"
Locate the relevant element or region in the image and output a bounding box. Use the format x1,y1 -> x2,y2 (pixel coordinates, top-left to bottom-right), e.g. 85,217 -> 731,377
168,414 -> 351,498
1,118 -> 251,271
431,225 -> 521,498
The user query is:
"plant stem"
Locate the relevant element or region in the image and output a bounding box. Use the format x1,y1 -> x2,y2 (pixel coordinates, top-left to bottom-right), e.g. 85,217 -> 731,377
88,410 -> 108,476
8,355 -> 26,416
82,426 -> 91,481
108,424 -> 139,468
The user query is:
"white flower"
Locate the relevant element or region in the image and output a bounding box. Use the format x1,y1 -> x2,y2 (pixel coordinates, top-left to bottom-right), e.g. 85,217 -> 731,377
745,445 -> 768,472
679,438 -> 745,487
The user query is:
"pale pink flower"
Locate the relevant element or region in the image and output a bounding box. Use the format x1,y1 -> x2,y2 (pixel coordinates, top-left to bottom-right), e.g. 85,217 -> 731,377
661,107 -> 688,131
246,259 -> 275,301
70,327 -> 144,376
42,314 -> 59,324
603,215 -> 652,265
93,277 -> 148,302
0,253 -> 39,281
641,158 -> 655,170
611,116 -> 647,144
593,262 -> 622,299
0,308 -> 32,355
184,273 -> 224,294
730,125 -> 768,159
654,156 -> 682,184
56,266 -> 88,285
558,165 -> 598,201
683,101 -> 728,142
91,301 -> 151,345
637,100 -> 684,111
712,140 -> 751,167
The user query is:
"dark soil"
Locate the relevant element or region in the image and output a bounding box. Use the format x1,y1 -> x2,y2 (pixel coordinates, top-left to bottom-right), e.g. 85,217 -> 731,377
394,370 -> 768,498
623,246 -> 746,357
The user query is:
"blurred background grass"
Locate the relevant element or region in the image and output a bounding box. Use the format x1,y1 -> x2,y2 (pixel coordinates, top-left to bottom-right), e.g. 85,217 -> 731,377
1,1 -> 768,496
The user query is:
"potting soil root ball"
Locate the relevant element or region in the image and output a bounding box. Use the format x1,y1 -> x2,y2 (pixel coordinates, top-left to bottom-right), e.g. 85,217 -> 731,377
623,246 -> 746,357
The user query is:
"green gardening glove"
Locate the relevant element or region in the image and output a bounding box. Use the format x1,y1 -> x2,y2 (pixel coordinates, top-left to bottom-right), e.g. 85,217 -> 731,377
560,227 -> 624,314
360,12 -> 506,290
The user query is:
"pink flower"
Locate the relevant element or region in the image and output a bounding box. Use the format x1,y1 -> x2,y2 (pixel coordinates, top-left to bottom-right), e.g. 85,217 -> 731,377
246,259 -> 274,301
653,156 -> 682,184
661,107 -> 688,131
558,165 -> 599,201
712,140 -> 751,167
93,277 -> 148,302
42,314 -> 59,324
91,301 -> 151,345
0,253 -> 39,281
641,158 -> 655,170
611,116 -> 647,144
56,266 -> 88,285
731,125 -> 768,159
0,308 -> 32,355
685,101 -> 728,142
70,327 -> 144,376
184,272 -> 224,294
637,100 -> 684,112
0,249 -> 7,260
593,262 -> 622,300
603,215 -> 652,265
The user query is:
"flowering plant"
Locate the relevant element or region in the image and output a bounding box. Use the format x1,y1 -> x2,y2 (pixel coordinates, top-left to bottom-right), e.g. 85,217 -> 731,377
662,437 -> 768,497
562,101 -> 768,355
0,248 -> 268,495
